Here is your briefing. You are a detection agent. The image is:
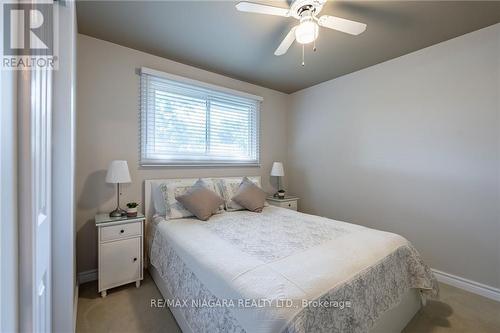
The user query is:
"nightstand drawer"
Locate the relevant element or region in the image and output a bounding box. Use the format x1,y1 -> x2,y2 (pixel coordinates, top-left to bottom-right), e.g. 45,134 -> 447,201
99,237 -> 141,290
268,199 -> 298,211
279,201 -> 297,211
100,222 -> 142,242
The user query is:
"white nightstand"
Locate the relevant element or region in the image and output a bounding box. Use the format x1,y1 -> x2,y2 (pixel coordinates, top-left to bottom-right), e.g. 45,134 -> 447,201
95,213 -> 145,297
267,196 -> 299,211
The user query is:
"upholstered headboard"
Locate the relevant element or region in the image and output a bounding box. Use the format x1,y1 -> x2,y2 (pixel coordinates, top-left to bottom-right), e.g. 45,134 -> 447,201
144,176 -> 262,224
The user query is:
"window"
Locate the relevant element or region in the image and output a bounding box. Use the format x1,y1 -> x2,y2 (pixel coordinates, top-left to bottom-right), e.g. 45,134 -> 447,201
140,68 -> 261,166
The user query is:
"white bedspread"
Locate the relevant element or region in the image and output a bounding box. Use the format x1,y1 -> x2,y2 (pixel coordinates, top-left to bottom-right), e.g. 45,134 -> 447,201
149,206 -> 437,333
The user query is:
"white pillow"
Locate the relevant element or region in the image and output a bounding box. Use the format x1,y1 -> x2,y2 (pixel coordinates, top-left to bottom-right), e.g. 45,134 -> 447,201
218,177 -> 267,211
159,178 -> 224,219
152,183 -> 167,216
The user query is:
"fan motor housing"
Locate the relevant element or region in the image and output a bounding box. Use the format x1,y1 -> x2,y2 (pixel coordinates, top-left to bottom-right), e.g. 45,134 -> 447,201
290,0 -> 325,19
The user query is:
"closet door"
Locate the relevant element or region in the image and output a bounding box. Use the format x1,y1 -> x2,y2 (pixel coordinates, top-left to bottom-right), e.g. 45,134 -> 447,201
18,19 -> 53,333
33,65 -> 53,333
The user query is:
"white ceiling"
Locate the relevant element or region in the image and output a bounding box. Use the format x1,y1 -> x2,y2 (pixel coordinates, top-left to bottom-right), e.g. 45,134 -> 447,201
76,1 -> 500,93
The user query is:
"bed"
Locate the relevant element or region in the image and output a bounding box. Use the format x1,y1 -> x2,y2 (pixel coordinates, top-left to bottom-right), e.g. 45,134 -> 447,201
144,177 -> 438,333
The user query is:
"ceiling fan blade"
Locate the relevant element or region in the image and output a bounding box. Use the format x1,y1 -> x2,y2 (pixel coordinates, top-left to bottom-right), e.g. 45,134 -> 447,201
236,1 -> 290,17
318,15 -> 367,35
274,27 -> 297,56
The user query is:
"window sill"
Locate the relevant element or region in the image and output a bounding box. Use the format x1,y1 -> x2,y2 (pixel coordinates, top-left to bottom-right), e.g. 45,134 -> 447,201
140,163 -> 261,168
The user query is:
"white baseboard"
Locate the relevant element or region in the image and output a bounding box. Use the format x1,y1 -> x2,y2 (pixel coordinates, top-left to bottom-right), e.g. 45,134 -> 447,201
77,269 -> 97,285
432,268 -> 500,302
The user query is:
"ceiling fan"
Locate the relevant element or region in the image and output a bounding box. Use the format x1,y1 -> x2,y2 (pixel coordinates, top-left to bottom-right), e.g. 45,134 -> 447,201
235,0 -> 366,61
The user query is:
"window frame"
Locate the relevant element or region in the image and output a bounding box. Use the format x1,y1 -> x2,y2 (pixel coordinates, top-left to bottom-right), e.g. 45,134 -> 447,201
139,67 -> 262,167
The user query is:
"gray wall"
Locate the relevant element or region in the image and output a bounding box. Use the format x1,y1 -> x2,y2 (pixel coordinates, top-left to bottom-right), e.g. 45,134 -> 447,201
287,24 -> 500,288
76,34 -> 289,273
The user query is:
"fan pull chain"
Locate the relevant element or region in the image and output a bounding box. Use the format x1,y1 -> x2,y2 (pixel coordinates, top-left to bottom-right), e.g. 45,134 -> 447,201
313,39 -> 316,52
302,44 -> 305,66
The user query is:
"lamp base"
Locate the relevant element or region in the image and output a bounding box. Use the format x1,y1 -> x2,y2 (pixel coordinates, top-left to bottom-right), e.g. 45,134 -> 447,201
109,208 -> 127,217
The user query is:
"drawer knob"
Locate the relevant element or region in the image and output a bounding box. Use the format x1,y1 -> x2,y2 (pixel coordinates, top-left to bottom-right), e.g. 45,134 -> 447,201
120,229 -> 124,234
133,257 -> 137,262
288,203 -> 291,207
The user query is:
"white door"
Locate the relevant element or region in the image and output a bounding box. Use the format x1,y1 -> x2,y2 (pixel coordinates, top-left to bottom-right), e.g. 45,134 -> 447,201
18,33 -> 53,333
33,66 -> 53,333
13,0 -> 55,331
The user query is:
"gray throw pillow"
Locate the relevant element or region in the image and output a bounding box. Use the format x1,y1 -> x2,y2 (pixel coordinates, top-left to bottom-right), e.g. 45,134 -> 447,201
176,185 -> 225,221
232,177 -> 268,212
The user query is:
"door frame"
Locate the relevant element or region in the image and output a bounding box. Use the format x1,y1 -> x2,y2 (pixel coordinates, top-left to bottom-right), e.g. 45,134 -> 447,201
0,42 -> 19,333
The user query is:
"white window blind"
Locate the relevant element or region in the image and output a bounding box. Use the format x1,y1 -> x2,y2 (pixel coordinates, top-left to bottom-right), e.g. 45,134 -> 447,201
140,68 -> 261,166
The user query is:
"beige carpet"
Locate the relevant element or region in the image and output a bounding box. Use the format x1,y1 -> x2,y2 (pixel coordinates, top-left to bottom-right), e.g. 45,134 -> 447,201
77,272 -> 500,333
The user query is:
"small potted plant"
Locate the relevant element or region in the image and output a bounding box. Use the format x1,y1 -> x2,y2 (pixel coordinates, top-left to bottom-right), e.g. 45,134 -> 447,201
126,202 -> 140,217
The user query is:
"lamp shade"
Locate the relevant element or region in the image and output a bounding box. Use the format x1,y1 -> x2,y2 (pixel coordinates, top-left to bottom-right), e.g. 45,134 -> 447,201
105,160 -> 131,184
270,162 -> 285,177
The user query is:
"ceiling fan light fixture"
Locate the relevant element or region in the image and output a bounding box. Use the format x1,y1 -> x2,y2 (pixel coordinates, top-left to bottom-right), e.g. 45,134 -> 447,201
295,18 -> 318,44
236,1 -> 367,57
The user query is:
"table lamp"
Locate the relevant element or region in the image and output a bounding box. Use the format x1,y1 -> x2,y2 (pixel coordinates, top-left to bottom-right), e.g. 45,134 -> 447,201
106,160 -> 131,217
271,162 -> 285,198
